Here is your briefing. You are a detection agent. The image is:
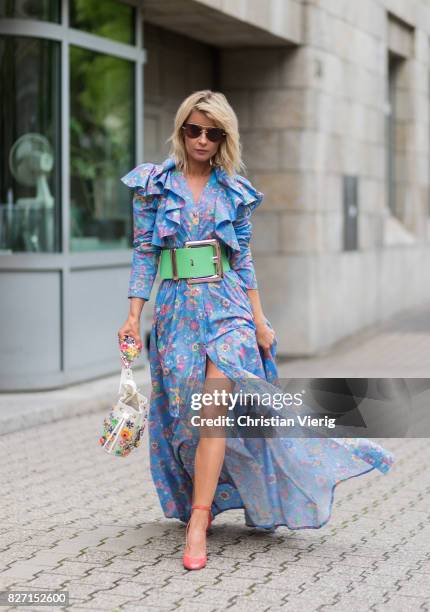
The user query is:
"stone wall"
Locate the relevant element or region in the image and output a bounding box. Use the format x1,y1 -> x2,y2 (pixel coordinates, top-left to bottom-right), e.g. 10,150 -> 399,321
218,1 -> 430,355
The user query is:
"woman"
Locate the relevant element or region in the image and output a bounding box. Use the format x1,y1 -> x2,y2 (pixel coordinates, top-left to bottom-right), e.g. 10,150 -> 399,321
118,90 -> 395,571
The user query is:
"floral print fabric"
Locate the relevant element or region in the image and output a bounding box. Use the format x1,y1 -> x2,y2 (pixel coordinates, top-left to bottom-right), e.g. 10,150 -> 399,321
120,157 -> 395,530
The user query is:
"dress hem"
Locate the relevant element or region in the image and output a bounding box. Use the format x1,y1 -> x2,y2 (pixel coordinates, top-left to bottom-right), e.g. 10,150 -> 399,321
160,462 -> 380,531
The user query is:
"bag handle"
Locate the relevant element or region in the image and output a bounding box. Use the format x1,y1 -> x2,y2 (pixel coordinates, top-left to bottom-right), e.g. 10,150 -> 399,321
118,366 -> 137,394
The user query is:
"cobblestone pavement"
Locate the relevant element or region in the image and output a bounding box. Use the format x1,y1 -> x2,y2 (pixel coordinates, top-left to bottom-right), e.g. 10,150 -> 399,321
0,422 -> 428,611
1,303 -> 430,611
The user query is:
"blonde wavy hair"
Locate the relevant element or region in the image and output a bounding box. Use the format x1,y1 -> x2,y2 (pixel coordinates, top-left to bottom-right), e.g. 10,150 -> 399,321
166,90 -> 246,177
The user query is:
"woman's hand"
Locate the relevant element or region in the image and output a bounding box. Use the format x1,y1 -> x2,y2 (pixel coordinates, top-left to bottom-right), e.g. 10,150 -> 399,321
255,319 -> 275,358
118,315 -> 143,351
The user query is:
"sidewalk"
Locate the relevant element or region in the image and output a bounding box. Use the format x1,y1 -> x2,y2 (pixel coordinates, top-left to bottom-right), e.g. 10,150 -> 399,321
0,305 -> 429,610
277,301 -> 430,378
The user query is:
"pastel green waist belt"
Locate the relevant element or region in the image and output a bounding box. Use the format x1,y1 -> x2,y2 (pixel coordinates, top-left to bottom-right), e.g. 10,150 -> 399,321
159,238 -> 230,283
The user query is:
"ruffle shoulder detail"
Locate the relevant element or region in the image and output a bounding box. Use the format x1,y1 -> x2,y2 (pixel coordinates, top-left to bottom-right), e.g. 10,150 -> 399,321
222,173 -> 264,215
120,158 -> 180,243
213,168 -> 264,252
120,158 -> 175,194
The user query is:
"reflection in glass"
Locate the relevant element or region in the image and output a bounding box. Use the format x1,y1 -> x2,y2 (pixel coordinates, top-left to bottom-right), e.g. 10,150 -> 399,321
70,0 -> 135,45
70,46 -> 134,252
0,0 -> 60,22
0,35 -> 61,253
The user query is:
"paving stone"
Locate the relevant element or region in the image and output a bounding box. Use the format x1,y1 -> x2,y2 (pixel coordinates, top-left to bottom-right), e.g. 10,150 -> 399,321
118,603 -> 177,612
394,574 -> 430,598
158,602 -> 222,612
0,562 -> 53,580
65,592 -> 134,609
330,592 -> 427,611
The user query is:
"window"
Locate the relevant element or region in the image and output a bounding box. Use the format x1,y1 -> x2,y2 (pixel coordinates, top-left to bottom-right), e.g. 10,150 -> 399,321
0,35 -> 61,253
0,0 -> 60,22
386,52 -> 400,217
69,46 -> 134,251
69,0 -> 135,45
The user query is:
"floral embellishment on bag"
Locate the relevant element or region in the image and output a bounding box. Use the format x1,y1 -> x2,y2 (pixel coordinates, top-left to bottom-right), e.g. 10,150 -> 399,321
99,401 -> 147,457
119,335 -> 142,368
99,333 -> 149,457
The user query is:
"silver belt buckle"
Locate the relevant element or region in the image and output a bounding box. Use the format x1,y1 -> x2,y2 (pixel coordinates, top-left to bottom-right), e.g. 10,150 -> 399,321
184,238 -> 224,284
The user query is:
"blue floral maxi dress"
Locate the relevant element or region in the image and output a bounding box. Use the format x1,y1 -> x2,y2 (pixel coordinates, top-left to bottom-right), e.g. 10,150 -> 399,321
121,157 -> 395,530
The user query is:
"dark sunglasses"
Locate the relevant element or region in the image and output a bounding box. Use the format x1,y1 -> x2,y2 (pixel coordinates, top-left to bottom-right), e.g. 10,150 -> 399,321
181,122 -> 226,143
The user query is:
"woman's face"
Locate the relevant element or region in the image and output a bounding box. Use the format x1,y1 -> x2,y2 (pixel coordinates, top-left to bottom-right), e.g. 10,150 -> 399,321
182,110 -> 223,166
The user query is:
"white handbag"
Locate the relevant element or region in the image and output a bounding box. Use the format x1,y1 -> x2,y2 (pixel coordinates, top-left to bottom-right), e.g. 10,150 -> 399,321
99,336 -> 149,457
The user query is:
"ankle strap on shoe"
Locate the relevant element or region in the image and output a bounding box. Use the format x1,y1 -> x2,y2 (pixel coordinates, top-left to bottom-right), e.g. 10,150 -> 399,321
192,504 -> 211,511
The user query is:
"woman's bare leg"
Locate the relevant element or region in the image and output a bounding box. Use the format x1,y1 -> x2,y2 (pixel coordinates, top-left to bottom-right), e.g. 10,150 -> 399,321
185,355 -> 235,557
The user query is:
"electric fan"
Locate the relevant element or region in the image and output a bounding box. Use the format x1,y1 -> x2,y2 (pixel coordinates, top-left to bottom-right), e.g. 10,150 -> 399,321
8,133 -> 55,251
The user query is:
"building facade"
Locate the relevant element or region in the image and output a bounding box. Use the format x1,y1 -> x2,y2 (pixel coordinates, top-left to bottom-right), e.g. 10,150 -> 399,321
1,0 -> 430,390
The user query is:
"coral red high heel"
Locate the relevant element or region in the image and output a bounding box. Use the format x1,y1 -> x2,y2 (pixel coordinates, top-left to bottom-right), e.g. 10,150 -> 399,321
182,504 -> 212,570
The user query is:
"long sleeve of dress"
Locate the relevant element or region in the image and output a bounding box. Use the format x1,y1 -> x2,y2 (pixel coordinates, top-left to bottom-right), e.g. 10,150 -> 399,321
230,204 -> 258,290
128,187 -> 161,301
